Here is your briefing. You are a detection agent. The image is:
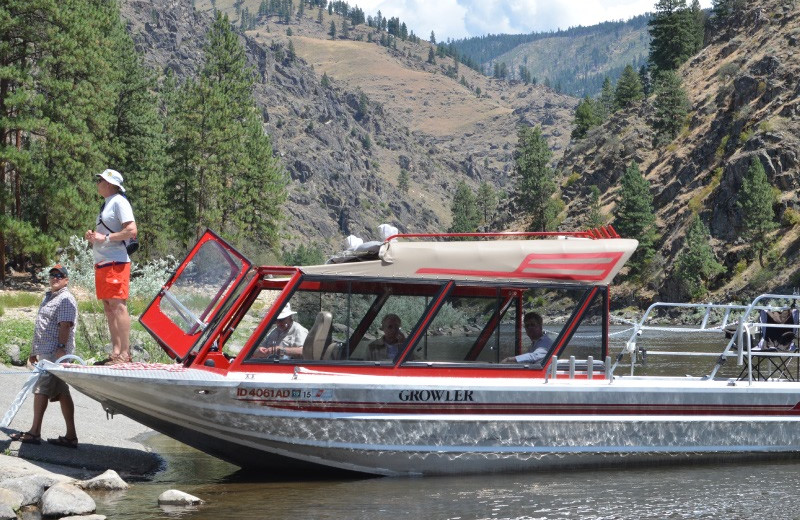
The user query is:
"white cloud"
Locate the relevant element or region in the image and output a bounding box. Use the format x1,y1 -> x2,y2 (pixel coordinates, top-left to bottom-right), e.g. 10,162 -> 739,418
352,0 -> 712,41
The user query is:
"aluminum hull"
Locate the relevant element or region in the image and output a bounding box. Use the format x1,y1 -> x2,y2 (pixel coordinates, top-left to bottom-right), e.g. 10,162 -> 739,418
46,363 -> 800,476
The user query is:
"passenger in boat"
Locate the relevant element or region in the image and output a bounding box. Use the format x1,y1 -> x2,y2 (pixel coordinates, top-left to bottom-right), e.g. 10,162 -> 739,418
9,265 -> 79,448
84,169 -> 137,365
254,304 -> 309,359
502,312 -> 554,364
368,314 -> 407,361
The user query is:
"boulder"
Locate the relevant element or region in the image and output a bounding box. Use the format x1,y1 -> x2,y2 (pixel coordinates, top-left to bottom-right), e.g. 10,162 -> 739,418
78,470 -> 129,491
0,475 -> 66,506
3,344 -> 23,366
40,483 -> 96,517
0,487 -> 23,514
157,489 -> 204,506
0,503 -> 15,520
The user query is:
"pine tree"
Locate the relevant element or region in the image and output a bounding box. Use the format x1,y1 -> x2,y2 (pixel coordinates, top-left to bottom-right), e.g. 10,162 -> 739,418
652,70 -> 690,144
107,32 -> 169,260
0,0 -> 131,275
690,0 -> 706,53
738,157 -> 778,266
398,169 -> 410,193
615,64 -> 644,108
167,12 -> 287,249
599,77 -> 616,116
476,182 -> 497,225
586,185 -> 605,229
614,161 -> 658,272
639,65 -> 652,96
674,215 -> 725,299
449,180 -> 479,233
430,31 -> 436,44
514,126 -> 559,232
571,96 -> 603,140
329,20 -> 336,39
321,71 -> 331,88
427,47 -> 436,64
648,0 -> 697,72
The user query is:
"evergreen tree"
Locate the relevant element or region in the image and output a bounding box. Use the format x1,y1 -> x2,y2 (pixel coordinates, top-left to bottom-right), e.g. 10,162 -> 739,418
514,126 -> 559,232
674,215 -> 725,299
0,0 -> 132,275
398,169 -> 409,193
648,0 -> 696,72
571,96 -> 603,140
652,70 -> 690,144
430,31 -> 436,44
689,0 -> 706,53
321,71 -> 331,87
329,20 -> 336,39
615,64 -> 644,108
427,47 -> 436,64
449,180 -> 480,233
639,65 -> 652,96
614,161 -> 658,272
317,6 -> 323,23
476,182 -> 497,224
167,12 -> 287,249
738,157 -> 778,266
599,77 -> 616,116
586,185 -> 605,229
107,33 -> 169,260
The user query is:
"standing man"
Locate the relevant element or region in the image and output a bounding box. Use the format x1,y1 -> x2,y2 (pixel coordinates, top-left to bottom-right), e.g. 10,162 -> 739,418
502,312 -> 554,364
84,168 -> 137,365
9,265 -> 79,448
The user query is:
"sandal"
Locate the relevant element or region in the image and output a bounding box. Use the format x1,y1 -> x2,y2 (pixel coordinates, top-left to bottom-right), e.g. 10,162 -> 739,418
9,431 -> 42,445
48,435 -> 78,449
110,354 -> 132,365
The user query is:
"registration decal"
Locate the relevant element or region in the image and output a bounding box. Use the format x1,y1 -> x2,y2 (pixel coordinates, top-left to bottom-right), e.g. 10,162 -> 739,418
235,387 -> 332,400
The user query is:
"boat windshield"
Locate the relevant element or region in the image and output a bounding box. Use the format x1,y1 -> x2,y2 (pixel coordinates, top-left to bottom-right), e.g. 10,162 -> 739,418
231,276 -> 607,368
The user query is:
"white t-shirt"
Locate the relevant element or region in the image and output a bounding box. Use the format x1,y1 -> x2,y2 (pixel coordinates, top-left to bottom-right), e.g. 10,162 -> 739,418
93,193 -> 135,264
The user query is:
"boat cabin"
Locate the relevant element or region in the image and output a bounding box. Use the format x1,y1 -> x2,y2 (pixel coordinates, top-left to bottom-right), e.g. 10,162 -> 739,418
140,229 -> 637,377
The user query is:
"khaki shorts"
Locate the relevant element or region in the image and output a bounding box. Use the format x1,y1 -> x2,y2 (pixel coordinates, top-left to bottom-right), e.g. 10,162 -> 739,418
33,353 -> 71,402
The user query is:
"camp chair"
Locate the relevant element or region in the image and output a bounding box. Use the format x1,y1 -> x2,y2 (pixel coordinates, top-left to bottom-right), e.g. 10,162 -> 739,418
744,308 -> 800,380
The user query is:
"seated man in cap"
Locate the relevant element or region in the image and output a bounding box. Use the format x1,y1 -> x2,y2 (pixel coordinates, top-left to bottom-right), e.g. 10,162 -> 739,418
10,265 -> 79,448
254,303 -> 309,359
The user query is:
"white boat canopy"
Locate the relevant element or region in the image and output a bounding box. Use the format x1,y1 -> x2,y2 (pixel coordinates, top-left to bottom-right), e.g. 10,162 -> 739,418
302,238 -> 638,285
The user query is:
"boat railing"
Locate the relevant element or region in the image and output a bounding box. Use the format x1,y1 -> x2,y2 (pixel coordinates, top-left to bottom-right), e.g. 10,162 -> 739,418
609,294 -> 800,383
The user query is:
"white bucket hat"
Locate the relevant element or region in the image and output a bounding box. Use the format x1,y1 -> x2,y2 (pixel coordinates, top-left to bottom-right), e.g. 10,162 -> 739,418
96,168 -> 125,193
277,303 -> 297,320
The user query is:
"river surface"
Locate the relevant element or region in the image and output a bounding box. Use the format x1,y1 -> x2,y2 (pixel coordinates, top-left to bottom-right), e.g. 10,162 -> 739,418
92,328 -> 800,519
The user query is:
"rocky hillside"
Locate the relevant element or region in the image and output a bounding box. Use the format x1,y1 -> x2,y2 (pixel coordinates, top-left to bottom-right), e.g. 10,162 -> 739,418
558,0 -> 800,301
120,0 -> 577,254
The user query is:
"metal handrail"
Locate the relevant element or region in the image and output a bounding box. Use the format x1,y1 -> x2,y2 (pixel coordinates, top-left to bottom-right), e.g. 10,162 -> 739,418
610,294 -> 800,383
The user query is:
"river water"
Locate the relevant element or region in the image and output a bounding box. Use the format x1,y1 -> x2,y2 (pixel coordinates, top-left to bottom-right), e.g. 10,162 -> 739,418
91,328 -> 800,519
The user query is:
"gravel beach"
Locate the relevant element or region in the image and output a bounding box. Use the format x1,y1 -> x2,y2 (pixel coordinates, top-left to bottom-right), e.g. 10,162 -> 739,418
0,364 -> 162,480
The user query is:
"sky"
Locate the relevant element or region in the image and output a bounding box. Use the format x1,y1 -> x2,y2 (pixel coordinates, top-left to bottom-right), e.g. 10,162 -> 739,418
354,0 -> 713,42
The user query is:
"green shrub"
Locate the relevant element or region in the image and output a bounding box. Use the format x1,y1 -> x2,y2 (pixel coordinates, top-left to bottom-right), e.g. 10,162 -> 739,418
782,207 -> 800,227
734,259 -> 748,275
564,172 -> 581,187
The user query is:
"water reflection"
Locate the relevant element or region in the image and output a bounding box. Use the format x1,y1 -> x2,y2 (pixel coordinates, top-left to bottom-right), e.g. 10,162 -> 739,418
94,434 -> 800,520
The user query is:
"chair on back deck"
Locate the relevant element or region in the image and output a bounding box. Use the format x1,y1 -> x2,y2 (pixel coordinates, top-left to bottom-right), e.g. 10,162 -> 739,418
743,308 -> 799,380
302,311 -> 333,360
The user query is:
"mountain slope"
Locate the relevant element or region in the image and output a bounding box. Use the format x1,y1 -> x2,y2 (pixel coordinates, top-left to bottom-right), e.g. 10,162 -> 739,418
558,0 -> 800,300
121,0 -> 578,254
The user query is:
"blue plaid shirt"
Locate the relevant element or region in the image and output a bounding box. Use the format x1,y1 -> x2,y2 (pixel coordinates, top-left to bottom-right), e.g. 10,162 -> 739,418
32,286 -> 77,355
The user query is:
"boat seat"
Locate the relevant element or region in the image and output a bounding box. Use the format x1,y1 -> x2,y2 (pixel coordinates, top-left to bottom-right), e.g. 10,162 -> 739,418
302,311 -> 333,360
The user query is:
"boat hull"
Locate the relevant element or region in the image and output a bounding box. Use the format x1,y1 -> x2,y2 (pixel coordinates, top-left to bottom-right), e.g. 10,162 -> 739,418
46,363 -> 800,476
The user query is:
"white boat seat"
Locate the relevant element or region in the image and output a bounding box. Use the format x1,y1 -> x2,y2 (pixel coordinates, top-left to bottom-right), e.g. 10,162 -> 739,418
303,311 -> 333,360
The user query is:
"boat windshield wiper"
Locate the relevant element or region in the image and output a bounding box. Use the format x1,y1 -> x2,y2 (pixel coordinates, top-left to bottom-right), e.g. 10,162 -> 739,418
162,288 -> 207,332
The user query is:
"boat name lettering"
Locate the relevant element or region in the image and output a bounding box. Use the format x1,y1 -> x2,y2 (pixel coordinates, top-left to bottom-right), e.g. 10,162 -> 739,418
236,388 -> 312,399
398,389 -> 474,402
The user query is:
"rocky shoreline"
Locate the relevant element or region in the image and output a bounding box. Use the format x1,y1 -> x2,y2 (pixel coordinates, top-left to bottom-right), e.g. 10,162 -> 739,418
0,365 -> 204,519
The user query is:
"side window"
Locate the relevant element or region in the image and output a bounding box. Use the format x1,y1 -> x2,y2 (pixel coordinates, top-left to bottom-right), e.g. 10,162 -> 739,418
551,288 -> 606,364
223,288 -> 282,358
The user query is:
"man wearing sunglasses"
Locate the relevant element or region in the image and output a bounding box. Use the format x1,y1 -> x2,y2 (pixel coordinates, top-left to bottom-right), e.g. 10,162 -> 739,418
84,168 -> 137,365
9,264 -> 79,448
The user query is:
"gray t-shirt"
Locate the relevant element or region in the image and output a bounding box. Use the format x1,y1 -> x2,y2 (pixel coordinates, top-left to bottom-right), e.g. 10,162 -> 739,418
93,193 -> 135,264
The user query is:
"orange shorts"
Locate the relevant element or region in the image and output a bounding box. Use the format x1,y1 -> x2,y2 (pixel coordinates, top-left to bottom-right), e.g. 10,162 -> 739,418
95,262 -> 131,300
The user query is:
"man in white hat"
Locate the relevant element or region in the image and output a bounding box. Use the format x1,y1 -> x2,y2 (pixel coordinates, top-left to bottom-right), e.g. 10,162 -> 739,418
84,168 -> 137,365
254,303 -> 308,359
